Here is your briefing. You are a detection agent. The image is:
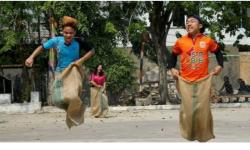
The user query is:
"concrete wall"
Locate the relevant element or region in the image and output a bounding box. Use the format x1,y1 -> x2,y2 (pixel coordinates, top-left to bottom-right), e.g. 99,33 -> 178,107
0,94 -> 11,104
209,45 -> 240,91
240,52 -> 250,84
0,92 -> 41,114
0,102 -> 41,114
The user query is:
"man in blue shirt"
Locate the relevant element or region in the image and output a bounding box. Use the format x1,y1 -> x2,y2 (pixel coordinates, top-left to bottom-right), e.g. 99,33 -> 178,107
25,16 -> 95,71
25,16 -> 95,128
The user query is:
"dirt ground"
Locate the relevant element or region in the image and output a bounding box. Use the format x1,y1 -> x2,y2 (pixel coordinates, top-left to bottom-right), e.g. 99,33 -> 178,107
0,107 -> 250,142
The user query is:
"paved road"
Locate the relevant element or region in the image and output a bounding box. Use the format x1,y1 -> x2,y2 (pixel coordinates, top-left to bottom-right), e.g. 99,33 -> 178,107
0,107 -> 250,142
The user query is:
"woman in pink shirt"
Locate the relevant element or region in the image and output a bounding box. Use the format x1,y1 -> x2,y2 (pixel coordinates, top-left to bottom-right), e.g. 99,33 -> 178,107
89,64 -> 108,117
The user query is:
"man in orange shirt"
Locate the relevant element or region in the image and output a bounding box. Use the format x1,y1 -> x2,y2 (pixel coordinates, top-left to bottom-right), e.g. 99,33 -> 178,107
169,15 -> 223,81
169,15 -> 224,142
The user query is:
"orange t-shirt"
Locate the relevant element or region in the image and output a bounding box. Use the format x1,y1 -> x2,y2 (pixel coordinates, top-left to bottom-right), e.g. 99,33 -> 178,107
172,34 -> 219,82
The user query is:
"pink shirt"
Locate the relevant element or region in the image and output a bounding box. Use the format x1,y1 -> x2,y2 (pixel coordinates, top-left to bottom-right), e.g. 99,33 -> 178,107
90,73 -> 106,86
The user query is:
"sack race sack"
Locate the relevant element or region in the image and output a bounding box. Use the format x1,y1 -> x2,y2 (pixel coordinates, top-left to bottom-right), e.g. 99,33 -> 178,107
177,75 -> 215,142
52,64 -> 85,128
90,87 -> 108,118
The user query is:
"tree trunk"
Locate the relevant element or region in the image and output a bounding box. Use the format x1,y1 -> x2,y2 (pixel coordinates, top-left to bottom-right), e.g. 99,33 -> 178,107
47,16 -> 57,106
151,33 -> 169,104
147,1 -> 177,104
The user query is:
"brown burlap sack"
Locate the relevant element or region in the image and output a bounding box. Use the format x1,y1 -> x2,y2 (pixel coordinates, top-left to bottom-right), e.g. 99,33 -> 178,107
52,64 -> 85,129
90,87 -> 108,118
177,75 -> 215,142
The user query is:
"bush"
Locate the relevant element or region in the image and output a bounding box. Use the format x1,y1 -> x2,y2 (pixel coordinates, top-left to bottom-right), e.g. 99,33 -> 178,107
85,47 -> 136,105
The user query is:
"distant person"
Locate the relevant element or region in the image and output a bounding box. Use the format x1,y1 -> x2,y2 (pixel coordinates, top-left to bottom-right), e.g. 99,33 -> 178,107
219,76 -> 234,95
89,64 -> 108,118
238,78 -> 250,94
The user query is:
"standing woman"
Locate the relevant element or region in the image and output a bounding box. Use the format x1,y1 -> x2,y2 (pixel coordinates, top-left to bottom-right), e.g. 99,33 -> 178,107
25,16 -> 95,128
89,64 -> 109,118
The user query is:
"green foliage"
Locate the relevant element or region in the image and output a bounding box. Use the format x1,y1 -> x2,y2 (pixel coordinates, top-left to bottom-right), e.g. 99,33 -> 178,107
1,1 -> 250,104
199,1 -> 250,46
85,47 -> 136,94
102,1 -> 146,46
42,1 -> 137,99
128,22 -> 147,43
105,48 -> 136,94
105,21 -> 118,35
43,1 -> 92,34
0,1 -> 44,63
169,1 -> 250,48
0,30 -> 17,54
127,22 -> 158,63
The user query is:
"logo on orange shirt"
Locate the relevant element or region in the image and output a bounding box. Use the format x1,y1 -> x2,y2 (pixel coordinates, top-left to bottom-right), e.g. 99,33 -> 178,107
190,51 -> 204,70
199,41 -> 206,48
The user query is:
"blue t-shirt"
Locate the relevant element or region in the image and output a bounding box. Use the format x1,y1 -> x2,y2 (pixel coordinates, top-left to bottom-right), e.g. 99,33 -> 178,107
43,36 -> 80,72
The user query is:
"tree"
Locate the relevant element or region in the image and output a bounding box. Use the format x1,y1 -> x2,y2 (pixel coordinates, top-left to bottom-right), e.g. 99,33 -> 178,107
42,1 -> 137,105
142,1 -> 178,104
0,1 -> 46,102
0,1 -> 137,105
197,1 -> 250,46
126,1 -> 250,104
1,1 -> 250,105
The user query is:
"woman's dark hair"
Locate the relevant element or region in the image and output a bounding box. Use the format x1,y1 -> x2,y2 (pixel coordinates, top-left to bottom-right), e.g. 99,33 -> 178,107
94,64 -> 104,76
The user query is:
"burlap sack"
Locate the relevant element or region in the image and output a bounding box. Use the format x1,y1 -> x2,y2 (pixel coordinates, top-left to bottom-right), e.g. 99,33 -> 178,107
90,87 -> 108,118
52,64 -> 85,129
177,75 -> 215,142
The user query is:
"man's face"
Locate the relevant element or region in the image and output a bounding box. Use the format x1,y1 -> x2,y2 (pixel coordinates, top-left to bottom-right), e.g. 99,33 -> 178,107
185,17 -> 203,35
62,26 -> 76,44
